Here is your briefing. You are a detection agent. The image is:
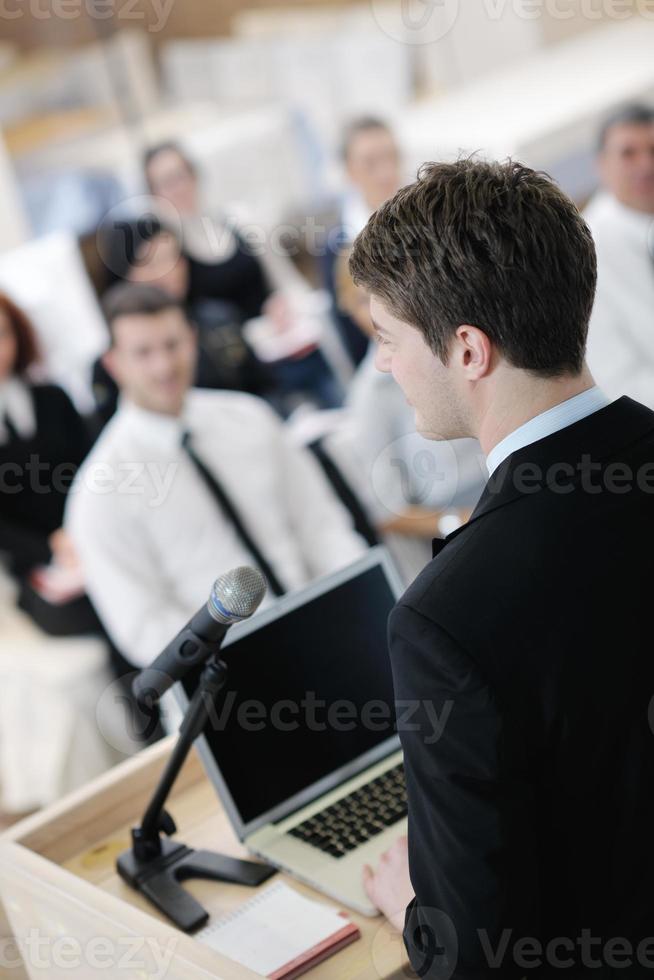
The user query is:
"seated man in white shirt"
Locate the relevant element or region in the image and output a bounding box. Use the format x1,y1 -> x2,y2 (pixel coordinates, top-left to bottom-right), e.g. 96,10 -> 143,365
66,283 -> 366,668
584,103 -> 654,407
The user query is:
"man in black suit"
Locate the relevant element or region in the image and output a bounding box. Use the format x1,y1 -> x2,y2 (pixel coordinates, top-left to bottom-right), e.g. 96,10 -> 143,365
350,159 -> 654,977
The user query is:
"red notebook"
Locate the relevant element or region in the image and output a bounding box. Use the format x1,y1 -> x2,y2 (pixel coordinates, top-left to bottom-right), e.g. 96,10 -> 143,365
196,881 -> 361,978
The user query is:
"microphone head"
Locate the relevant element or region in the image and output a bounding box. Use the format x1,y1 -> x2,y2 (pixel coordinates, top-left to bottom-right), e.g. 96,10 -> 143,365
208,566 -> 267,625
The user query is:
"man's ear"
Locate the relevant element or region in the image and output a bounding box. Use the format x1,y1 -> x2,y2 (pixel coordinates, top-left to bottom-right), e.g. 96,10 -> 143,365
101,348 -> 119,382
455,324 -> 493,380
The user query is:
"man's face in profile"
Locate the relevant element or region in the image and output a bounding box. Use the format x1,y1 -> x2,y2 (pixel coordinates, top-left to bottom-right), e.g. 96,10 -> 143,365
599,122 -> 654,214
369,294 -> 467,442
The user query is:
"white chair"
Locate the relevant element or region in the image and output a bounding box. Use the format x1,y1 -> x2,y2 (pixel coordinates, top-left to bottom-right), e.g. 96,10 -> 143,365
0,569 -> 124,815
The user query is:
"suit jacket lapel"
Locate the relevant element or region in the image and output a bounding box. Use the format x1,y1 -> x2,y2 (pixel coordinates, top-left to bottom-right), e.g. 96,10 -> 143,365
434,397 -> 654,552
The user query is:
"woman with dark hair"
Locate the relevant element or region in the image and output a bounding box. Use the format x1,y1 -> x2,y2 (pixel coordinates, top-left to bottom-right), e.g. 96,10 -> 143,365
143,141 -> 343,413
0,294 -> 163,722
0,292 -> 91,577
142,142 -> 272,313
92,215 -> 274,425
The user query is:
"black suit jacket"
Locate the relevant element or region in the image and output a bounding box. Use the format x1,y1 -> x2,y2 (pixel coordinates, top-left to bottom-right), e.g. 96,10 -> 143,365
389,397 -> 654,978
0,383 -> 90,573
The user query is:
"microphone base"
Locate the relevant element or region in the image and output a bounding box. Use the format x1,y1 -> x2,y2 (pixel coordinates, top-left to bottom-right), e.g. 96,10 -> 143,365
117,654 -> 275,932
116,836 -> 276,932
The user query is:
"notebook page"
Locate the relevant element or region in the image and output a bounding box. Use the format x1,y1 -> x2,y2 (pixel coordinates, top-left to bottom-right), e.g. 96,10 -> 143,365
196,881 -> 351,976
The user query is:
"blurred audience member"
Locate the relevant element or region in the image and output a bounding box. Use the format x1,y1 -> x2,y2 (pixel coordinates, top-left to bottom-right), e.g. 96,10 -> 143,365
340,118 -> 402,236
585,104 -> 654,407
0,292 -> 89,580
93,216 -> 272,423
144,141 -> 342,412
66,284 -> 366,668
144,142 -> 272,312
324,119 -> 402,367
335,254 -> 486,581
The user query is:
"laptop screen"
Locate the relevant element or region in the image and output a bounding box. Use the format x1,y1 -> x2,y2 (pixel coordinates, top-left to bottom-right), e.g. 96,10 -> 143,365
181,556 -> 399,827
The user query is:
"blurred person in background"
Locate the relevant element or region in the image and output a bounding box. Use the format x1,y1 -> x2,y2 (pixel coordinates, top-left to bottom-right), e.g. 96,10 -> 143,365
323,118 -> 403,368
92,216 -> 272,425
0,290 -> 158,738
67,283 -> 366,669
0,292 -> 89,581
143,141 -> 342,413
585,103 -> 654,407
340,117 -> 403,237
335,252 -> 486,582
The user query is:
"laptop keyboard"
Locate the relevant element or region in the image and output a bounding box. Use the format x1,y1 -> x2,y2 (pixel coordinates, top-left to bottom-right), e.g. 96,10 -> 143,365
288,763 -> 406,859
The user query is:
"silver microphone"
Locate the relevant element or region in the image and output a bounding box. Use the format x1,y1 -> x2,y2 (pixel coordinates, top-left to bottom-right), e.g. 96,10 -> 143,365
132,566 -> 266,705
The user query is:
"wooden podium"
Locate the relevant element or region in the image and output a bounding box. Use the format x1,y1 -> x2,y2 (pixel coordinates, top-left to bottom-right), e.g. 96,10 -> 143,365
0,737 -> 412,979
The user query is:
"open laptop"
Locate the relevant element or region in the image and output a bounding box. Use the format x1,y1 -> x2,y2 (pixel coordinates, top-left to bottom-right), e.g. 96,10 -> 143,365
175,546 -> 407,915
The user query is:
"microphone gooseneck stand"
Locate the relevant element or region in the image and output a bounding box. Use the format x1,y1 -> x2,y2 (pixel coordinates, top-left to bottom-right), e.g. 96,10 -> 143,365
116,644 -> 276,932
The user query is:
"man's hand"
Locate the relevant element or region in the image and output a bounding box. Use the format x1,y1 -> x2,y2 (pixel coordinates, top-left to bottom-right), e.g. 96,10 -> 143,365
48,528 -> 80,569
263,292 -> 294,334
362,835 -> 414,932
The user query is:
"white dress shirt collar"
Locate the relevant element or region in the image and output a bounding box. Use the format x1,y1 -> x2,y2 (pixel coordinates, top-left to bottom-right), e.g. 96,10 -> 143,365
118,398 -> 187,453
0,377 -> 36,444
588,192 -> 653,238
486,386 -> 611,476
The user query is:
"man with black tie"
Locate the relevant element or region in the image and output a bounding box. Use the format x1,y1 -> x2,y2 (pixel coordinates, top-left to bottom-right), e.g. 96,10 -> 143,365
66,283 -> 365,669
351,159 -> 654,977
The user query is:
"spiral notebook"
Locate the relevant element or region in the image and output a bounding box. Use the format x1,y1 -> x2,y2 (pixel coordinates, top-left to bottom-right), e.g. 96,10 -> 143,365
196,881 -> 360,979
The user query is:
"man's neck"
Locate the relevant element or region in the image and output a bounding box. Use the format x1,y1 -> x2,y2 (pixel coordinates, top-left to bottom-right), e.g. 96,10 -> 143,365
476,367 -> 596,458
123,397 -> 185,422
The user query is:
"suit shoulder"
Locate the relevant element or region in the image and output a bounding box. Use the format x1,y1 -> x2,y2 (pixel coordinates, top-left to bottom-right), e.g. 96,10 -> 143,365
400,517 -> 494,610
398,504 -> 545,639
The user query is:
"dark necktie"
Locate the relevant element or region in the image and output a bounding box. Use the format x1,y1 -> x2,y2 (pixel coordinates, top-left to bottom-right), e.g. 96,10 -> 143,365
3,411 -> 19,441
181,431 -> 286,598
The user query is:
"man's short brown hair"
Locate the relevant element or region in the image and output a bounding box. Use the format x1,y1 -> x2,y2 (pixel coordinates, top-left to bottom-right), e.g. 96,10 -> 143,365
349,158 -> 597,377
102,282 -> 187,345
